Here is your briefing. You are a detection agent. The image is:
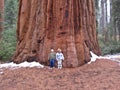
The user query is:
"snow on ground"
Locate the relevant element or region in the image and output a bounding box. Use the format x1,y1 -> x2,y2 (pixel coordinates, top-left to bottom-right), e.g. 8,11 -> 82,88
0,61 -> 44,69
88,51 -> 99,64
104,53 -> 120,60
0,68 -> 3,74
0,52 -> 119,70
88,51 -> 120,64
0,71 -> 3,74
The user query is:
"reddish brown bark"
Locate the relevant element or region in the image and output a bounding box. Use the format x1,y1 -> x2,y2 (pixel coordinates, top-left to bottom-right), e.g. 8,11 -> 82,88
0,0 -> 4,37
13,0 -> 101,67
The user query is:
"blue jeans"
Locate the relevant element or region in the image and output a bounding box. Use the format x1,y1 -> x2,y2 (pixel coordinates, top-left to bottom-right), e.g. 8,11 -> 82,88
50,59 -> 55,68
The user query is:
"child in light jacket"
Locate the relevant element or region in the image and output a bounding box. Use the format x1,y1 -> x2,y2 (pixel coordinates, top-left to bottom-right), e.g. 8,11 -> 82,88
56,48 -> 64,69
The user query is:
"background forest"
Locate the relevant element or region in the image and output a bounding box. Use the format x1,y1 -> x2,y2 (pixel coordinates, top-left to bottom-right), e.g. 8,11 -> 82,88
0,0 -> 120,62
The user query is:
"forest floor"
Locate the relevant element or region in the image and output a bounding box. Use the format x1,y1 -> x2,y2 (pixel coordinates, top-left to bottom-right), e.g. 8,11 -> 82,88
0,59 -> 120,90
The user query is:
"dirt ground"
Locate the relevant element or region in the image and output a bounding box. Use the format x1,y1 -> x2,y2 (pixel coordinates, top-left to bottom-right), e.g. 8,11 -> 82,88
0,59 -> 120,90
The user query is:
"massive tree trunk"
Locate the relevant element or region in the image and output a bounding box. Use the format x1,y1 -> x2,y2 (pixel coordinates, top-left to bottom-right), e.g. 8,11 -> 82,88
0,0 -> 4,38
12,0 -> 101,67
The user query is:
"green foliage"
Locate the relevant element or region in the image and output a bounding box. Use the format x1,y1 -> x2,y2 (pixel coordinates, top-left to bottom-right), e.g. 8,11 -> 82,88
0,29 -> 16,61
112,0 -> 120,18
112,0 -> 120,36
98,35 -> 120,55
0,0 -> 18,62
4,0 -> 18,29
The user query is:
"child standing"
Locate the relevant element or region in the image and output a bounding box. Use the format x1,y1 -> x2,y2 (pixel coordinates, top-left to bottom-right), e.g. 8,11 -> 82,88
48,49 -> 56,68
56,48 -> 64,69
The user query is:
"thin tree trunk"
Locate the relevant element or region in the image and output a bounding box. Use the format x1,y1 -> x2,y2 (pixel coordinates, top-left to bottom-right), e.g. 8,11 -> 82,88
104,0 -> 108,42
119,26 -> 120,41
0,0 -> 4,38
12,0 -> 101,67
114,19 -> 117,41
100,0 -> 105,36
110,0 -> 113,40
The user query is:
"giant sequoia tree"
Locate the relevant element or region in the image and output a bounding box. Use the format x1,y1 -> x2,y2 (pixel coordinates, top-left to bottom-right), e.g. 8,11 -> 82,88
12,0 -> 101,67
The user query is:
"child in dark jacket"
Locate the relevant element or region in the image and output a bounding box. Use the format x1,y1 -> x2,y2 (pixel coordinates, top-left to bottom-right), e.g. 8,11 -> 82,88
48,49 -> 56,68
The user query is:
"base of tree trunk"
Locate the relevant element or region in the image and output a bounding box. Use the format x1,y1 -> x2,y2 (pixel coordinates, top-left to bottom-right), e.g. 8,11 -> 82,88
12,0 -> 101,68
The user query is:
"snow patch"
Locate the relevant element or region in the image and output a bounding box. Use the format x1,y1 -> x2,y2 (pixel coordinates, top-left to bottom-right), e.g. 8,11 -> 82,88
88,51 -> 99,64
0,61 -> 44,69
88,51 -> 120,64
0,69 -> 3,74
104,54 -> 120,60
0,71 -> 3,74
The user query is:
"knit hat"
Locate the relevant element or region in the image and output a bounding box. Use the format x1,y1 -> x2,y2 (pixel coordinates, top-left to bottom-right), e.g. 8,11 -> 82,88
57,48 -> 61,52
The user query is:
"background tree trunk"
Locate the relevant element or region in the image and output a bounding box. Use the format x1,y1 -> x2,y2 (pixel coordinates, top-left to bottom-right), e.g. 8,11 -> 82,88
0,0 -> 4,38
104,0 -> 108,42
12,0 -> 101,67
